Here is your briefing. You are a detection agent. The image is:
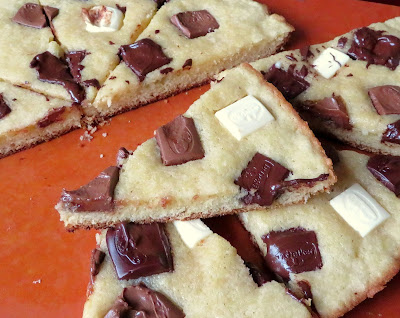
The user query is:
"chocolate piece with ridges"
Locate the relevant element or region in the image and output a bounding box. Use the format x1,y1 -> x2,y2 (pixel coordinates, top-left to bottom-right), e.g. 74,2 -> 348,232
171,10 -> 219,39
119,39 -> 172,82
262,228 -> 323,280
66,51 -> 88,82
382,120 -> 400,145
368,85 -> 400,115
106,222 -> 173,280
37,106 -> 66,128
12,3 -> 47,29
155,115 -> 205,166
60,166 -> 119,212
235,153 -> 290,206
367,155 -> 400,196
0,94 -> 12,120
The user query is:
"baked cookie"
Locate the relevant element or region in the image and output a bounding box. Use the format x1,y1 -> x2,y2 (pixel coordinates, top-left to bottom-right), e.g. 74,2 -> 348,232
56,64 -> 335,230
87,0 -> 294,122
241,148 -> 400,317
251,17 -> 400,156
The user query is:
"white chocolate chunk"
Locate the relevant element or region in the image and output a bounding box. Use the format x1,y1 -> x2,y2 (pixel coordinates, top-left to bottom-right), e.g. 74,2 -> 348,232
313,47 -> 350,79
83,6 -> 124,33
330,183 -> 390,237
215,95 -> 274,140
174,220 -> 213,248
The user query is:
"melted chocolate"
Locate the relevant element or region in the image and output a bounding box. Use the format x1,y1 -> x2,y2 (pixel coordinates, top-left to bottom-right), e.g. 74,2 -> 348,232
282,174 -> 329,189
262,228 -> 323,280
170,10 -> 219,39
59,166 -> 120,212
203,215 -> 273,286
368,85 -> 400,115
182,59 -> 192,69
235,153 -> 290,206
382,120 -> 400,145
367,155 -> 400,196
155,115 -> 205,166
106,222 -> 173,280
37,106 -> 65,128
119,38 -> 172,82
263,64 -> 310,100
0,94 -> 12,119
66,51 -> 88,82
12,3 -> 47,29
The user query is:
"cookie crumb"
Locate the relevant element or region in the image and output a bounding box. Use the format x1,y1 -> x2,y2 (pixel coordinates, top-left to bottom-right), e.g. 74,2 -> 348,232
33,279 -> 42,284
80,131 -> 93,141
100,154 -> 104,158
102,133 -> 108,137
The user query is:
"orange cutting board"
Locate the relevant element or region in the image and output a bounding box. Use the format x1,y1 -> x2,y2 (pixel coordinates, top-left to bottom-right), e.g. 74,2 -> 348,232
1,0 -> 400,317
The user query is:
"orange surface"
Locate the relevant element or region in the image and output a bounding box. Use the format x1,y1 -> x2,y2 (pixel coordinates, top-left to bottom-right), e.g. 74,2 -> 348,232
0,0 -> 400,317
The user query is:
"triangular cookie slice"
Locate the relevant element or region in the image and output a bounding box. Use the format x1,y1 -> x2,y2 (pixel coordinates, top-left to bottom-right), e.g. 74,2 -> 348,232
252,17 -> 400,156
85,0 -> 294,121
56,64 -> 335,230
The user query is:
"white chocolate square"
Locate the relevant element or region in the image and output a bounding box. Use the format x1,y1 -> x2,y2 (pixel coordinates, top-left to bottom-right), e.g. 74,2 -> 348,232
330,184 -> 390,237
313,47 -> 350,79
215,95 -> 274,140
174,220 -> 213,248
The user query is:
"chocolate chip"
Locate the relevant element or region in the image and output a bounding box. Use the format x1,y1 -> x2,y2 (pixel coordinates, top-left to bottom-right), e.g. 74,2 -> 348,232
0,94 -> 12,120
119,39 -> 172,81
155,115 -> 205,166
30,51 -> 85,103
368,85 -> 400,115
90,248 -> 106,277
263,64 -> 310,100
82,79 -> 101,89
170,10 -> 219,39
235,153 -> 290,206
155,29 -> 160,34
66,51 -> 88,82
382,120 -> 400,145
59,166 -> 120,212
262,228 -> 323,280
105,284 -> 185,318
12,3 -> 47,29
37,106 -> 65,128
182,59 -> 192,69
106,222 -> 173,280
367,155 -> 400,196
337,37 -> 348,49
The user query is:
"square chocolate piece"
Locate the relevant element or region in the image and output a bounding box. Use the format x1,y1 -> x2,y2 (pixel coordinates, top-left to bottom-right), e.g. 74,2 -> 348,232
170,10 -> 219,39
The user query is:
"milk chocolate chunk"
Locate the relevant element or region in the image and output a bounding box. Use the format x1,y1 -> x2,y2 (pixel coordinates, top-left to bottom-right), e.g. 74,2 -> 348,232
116,147 -> 132,167
382,120 -> 400,145
37,106 -> 65,128
13,3 -> 47,29
60,166 -> 119,212
235,153 -> 290,206
106,222 -> 173,280
155,115 -> 204,166
203,215 -> 273,286
263,64 -> 310,100
119,39 -> 172,82
262,228 -> 323,280
43,5 -> 59,34
367,155 -> 400,196
105,284 -> 185,318
171,10 -> 219,39
90,248 -> 106,276
66,51 -> 88,82
368,85 -> 400,115
30,52 -> 85,103
0,94 -> 11,120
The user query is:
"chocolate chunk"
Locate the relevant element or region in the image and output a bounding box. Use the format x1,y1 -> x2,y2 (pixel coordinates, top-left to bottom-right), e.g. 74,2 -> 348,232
82,79 -> 101,89
107,222 -> 173,280
90,248 -> 106,277
115,4 -> 126,14
367,155 -> 400,196
263,64 -> 310,100
203,215 -> 273,286
320,141 -> 340,165
154,0 -> 168,8
119,39 -> 172,82
296,95 -> 352,130
0,94 -> 12,120
60,166 -> 119,212
170,10 -> 219,39
382,120 -> 400,145
155,115 -> 205,166
182,59 -> 192,69
300,46 -> 313,61
262,228 -> 323,280
297,280 -> 313,300
43,5 -> 59,34
30,51 -> 85,103
285,54 -> 298,62
37,106 -> 65,128
66,51 -> 88,82
235,153 -> 290,206
282,174 -> 329,189
160,67 -> 173,74
337,37 -> 348,49
105,284 -> 185,318
368,85 -> 400,115
12,3 -> 47,29
116,147 -> 132,167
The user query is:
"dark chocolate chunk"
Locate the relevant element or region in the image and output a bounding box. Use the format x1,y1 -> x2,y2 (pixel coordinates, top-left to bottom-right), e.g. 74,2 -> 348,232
300,46 -> 314,61
160,67 -> 173,74
119,39 -> 172,81
90,248 -> 106,277
37,106 -> 65,128
82,79 -> 101,89
0,94 -> 12,120
182,59 -> 192,69
170,10 -> 219,39
30,51 -> 85,103
263,64 -> 310,100
155,115 -> 205,166
367,155 -> 400,196
203,215 -> 273,286
235,153 -> 290,206
105,284 -> 185,318
337,37 -> 348,49
382,120 -> 400,145
282,174 -> 329,189
262,228 -> 323,280
106,222 -> 173,280
12,3 -> 47,29
368,85 -> 400,115
60,166 -> 120,212
66,51 -> 88,82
